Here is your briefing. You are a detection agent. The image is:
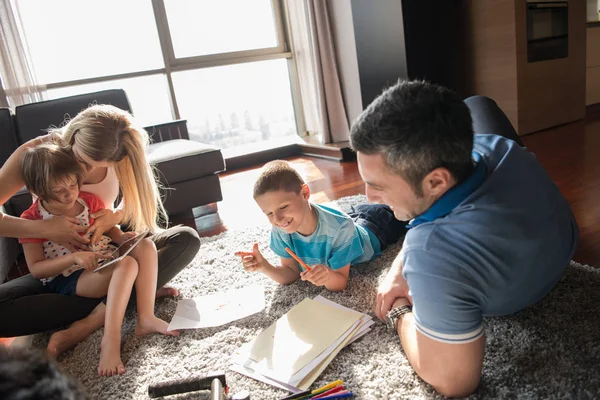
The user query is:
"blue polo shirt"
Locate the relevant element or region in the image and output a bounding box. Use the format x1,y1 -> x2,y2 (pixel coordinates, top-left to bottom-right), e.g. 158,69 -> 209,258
402,134 -> 578,344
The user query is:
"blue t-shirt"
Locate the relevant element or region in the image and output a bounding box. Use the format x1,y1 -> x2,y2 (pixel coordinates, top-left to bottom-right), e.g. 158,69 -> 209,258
270,203 -> 380,270
402,134 -> 578,344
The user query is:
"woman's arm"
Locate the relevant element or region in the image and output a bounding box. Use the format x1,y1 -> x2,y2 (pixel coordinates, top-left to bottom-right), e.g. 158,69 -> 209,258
0,136 -> 89,245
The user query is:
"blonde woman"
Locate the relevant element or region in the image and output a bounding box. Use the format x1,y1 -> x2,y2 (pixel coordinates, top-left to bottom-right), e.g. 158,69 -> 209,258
0,105 -> 200,358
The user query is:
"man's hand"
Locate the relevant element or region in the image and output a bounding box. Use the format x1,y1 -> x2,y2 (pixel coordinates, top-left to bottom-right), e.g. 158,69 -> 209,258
375,264 -> 412,321
88,209 -> 122,245
70,252 -> 111,270
300,264 -> 330,286
41,215 -> 89,250
235,243 -> 268,273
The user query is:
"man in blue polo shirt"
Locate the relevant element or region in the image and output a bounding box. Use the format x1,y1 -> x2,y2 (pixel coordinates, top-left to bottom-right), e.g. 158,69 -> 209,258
350,80 -> 578,397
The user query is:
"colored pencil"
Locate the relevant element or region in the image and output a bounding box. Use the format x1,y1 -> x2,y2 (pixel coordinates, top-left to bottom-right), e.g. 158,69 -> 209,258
285,247 -> 312,271
312,385 -> 345,399
317,391 -> 353,400
280,389 -> 311,400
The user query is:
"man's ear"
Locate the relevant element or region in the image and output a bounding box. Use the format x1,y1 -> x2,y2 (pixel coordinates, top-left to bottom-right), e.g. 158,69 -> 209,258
423,168 -> 455,197
300,183 -> 311,199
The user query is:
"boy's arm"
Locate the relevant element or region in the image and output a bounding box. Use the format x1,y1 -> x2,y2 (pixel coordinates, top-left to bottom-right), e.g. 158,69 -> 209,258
235,243 -> 300,285
22,242 -> 77,279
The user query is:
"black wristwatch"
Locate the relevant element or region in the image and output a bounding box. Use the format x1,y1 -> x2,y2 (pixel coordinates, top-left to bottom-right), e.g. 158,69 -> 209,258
386,305 -> 412,331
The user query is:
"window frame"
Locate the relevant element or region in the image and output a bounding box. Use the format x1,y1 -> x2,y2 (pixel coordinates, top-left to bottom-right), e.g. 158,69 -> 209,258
42,0 -> 305,138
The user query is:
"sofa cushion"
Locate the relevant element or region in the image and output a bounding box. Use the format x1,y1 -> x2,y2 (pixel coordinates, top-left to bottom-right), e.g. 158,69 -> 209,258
147,139 -> 226,185
0,108 -> 19,166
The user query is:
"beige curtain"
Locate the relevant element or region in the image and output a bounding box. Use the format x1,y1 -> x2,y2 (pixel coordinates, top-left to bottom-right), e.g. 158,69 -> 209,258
287,0 -> 350,144
0,0 -> 46,108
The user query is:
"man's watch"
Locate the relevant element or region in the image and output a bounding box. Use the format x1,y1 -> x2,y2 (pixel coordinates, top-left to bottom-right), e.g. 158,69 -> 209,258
386,305 -> 412,331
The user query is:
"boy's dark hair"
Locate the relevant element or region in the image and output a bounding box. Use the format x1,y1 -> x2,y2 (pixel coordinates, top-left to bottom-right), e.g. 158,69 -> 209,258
350,80 -> 474,196
0,346 -> 88,399
253,160 -> 306,198
20,142 -> 84,202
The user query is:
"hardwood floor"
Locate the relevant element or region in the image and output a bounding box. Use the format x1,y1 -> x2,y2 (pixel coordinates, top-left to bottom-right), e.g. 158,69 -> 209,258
182,105 -> 600,267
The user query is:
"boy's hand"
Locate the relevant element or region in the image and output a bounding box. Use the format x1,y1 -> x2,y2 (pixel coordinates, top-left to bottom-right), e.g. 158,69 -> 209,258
235,243 -> 268,273
300,264 -> 330,286
71,252 -> 111,270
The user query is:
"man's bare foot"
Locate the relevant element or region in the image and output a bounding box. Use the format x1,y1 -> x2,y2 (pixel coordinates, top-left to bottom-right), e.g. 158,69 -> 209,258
98,336 -> 125,377
156,286 -> 179,298
135,316 -> 180,337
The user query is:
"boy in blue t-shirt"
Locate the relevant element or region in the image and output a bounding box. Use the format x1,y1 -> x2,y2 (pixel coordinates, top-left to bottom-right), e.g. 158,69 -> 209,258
235,160 -> 406,291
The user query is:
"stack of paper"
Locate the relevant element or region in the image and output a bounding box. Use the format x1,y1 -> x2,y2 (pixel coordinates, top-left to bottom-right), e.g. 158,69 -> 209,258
230,296 -> 375,392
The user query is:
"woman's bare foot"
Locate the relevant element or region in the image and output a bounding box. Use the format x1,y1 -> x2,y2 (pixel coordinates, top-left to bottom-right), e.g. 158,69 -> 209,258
98,335 -> 125,377
156,286 -> 179,298
135,316 -> 180,337
47,304 -> 106,358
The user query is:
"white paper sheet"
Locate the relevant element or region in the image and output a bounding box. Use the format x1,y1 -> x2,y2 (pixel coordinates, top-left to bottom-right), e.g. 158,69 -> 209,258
167,285 -> 265,331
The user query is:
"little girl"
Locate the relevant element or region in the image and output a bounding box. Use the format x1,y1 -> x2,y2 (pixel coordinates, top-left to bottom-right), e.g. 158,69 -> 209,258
18,143 -> 179,377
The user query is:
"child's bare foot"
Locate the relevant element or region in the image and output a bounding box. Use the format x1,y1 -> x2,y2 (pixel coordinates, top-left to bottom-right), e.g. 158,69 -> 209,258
156,286 -> 179,298
135,316 -> 180,337
98,336 -> 125,377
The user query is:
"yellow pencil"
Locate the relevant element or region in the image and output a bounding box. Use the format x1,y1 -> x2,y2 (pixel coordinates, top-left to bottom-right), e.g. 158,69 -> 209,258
311,379 -> 344,395
285,247 -> 312,271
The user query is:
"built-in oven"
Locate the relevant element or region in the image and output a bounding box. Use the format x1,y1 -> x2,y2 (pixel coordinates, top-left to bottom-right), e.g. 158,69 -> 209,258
526,1 -> 569,63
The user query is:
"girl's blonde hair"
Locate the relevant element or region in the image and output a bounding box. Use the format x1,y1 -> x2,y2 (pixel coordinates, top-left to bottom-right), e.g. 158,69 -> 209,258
53,104 -> 168,233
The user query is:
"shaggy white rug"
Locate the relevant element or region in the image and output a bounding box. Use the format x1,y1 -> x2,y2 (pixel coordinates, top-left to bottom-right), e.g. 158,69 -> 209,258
34,195 -> 600,399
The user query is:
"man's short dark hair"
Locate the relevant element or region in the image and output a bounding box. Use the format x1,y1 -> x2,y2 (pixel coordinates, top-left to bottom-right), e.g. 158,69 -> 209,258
350,80 -> 474,196
0,346 -> 88,399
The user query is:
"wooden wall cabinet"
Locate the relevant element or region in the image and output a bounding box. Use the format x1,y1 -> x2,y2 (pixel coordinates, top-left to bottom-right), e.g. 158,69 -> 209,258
587,26 -> 600,105
457,0 -> 586,135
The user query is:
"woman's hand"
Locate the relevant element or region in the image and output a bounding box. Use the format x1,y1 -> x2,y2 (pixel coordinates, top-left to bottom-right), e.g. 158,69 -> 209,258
70,251 -> 111,271
112,231 -> 137,245
87,209 -> 123,245
41,216 -> 90,250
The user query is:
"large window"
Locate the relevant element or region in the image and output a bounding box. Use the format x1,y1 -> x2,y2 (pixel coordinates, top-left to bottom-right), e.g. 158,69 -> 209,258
17,0 -> 300,154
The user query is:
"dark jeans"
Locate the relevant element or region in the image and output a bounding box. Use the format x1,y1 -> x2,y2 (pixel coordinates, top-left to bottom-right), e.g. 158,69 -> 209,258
464,95 -> 524,146
0,225 -> 200,337
349,204 -> 407,251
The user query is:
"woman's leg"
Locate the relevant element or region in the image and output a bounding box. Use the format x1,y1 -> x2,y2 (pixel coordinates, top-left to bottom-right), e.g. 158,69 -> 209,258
0,274 -> 100,337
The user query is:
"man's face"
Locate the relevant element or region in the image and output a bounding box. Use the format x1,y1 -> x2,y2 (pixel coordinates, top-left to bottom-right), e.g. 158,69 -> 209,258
357,152 -> 433,221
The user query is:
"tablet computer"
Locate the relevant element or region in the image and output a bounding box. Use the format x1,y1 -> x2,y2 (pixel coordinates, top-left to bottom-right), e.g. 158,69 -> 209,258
93,231 -> 150,273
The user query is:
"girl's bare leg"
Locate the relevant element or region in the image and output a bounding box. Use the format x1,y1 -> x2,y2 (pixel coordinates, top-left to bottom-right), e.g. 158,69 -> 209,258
130,240 -> 179,337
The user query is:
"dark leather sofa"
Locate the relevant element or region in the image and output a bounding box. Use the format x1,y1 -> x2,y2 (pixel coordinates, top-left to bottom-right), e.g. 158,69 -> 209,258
0,89 -> 226,282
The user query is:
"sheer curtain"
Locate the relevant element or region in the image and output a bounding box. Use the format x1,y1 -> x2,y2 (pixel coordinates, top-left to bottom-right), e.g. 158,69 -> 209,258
287,0 -> 350,144
0,0 -> 46,108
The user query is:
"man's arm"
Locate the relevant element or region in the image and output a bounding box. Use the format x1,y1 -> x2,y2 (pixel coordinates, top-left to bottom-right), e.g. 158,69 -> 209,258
393,298 -> 485,397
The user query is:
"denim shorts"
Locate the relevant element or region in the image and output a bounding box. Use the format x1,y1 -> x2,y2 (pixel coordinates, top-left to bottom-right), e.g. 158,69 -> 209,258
46,269 -> 84,296
349,204 -> 407,251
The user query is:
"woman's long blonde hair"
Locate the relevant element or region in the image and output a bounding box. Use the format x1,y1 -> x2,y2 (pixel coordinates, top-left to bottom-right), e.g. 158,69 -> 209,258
54,104 -> 167,233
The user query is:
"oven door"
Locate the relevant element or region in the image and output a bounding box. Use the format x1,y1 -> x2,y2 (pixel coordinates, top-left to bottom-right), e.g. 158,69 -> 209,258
526,1 -> 569,62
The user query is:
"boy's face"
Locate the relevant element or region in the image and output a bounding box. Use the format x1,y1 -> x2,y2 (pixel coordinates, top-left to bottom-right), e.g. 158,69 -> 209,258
255,185 -> 312,234
45,175 -> 80,211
